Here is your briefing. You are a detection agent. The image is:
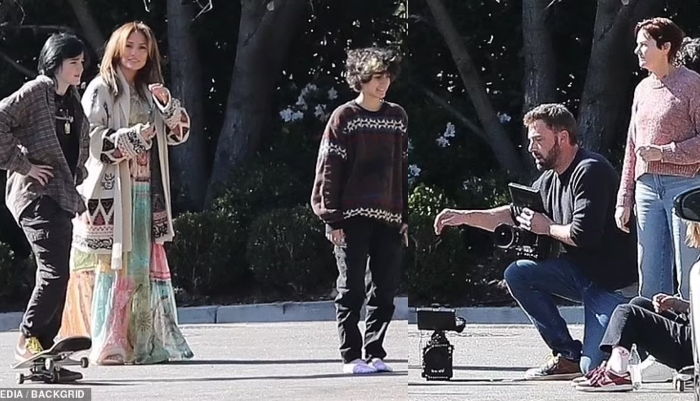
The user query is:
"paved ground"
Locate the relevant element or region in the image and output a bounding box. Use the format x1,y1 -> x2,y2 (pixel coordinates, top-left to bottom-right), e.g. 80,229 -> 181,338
0,321 -> 407,401
409,324 -> 695,401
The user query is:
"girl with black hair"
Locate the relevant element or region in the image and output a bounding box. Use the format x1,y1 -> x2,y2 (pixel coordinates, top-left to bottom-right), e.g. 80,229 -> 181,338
0,32 -> 89,381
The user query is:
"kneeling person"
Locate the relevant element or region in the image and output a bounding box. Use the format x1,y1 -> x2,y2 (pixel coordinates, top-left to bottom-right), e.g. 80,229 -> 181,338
434,103 -> 637,379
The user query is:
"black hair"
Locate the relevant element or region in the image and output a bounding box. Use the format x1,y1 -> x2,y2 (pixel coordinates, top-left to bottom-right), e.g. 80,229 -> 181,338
345,47 -> 402,92
37,33 -> 86,78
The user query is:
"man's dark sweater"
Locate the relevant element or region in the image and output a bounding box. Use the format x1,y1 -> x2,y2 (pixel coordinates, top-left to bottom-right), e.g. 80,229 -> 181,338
532,148 -> 637,291
311,100 -> 408,230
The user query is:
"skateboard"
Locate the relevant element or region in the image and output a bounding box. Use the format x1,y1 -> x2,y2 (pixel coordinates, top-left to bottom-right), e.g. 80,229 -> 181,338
11,336 -> 91,384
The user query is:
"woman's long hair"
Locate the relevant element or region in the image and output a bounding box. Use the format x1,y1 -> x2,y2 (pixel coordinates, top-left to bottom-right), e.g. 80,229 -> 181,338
687,222 -> 700,248
99,21 -> 163,98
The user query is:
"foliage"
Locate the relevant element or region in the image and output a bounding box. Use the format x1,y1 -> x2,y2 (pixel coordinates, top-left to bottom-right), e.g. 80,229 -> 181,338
246,205 -> 335,297
165,209 -> 250,301
211,157 -> 309,226
406,185 -> 512,307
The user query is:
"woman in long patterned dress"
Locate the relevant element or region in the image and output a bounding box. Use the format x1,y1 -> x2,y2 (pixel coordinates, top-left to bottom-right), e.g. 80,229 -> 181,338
60,21 -> 194,365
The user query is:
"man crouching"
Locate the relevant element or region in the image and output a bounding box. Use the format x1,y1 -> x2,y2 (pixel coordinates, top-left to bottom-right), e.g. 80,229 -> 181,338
434,104 -> 637,379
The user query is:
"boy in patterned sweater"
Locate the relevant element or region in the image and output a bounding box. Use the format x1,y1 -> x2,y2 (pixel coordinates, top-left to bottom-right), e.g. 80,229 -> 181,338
311,47 -> 408,374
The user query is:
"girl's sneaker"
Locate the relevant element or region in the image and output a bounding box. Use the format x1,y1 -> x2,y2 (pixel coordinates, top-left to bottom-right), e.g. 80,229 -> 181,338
575,368 -> 633,392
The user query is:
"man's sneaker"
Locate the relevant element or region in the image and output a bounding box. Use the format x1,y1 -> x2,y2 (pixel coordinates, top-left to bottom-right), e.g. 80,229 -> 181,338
571,363 -> 606,387
343,358 -> 377,374
368,358 -> 393,373
524,354 -> 582,381
575,368 -> 633,392
15,336 -> 44,363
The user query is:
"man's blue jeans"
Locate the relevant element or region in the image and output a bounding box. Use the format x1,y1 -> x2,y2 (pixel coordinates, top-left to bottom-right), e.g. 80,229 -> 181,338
635,174 -> 700,299
504,257 -> 629,374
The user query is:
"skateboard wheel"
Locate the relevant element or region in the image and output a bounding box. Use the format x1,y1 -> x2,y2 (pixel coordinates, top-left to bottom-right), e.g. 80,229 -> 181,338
80,357 -> 89,369
16,373 -> 24,385
680,381 -> 686,392
51,370 -> 59,383
44,358 -> 55,371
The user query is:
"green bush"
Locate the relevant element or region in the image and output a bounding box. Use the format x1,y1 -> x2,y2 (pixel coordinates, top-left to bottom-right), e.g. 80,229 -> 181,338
407,184 -> 513,307
166,209 -> 251,301
212,158 -> 310,225
246,205 -> 336,297
454,171 -> 511,209
408,184 -> 458,217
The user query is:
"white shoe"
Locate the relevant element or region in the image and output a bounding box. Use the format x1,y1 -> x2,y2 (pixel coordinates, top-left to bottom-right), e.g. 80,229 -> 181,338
640,357 -> 675,383
343,359 -> 377,374
369,358 -> 393,372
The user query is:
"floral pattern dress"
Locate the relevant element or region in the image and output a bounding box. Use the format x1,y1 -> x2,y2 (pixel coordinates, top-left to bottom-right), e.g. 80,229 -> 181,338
61,86 -> 193,365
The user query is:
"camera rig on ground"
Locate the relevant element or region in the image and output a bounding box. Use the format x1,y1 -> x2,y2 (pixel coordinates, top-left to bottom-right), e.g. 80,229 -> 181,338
416,307 -> 466,381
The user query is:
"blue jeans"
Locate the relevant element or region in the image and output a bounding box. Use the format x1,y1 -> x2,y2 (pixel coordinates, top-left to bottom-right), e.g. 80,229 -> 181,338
635,174 -> 700,299
504,258 -> 629,374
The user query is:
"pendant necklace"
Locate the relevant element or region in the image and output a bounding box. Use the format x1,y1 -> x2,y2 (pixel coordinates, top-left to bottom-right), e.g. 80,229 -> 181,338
56,103 -> 73,134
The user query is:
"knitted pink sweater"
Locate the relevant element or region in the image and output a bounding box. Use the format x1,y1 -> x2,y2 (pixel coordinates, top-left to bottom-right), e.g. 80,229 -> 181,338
616,66 -> 700,208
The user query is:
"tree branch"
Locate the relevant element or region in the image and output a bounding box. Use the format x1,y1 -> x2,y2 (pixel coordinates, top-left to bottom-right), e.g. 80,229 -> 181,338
0,23 -> 72,32
65,0 -> 105,57
426,0 -> 524,175
416,84 -> 487,142
0,50 -> 35,78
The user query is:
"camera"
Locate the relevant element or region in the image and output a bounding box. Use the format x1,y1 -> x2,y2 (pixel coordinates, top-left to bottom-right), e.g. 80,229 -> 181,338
493,223 -> 555,260
416,307 -> 466,381
491,183 -> 558,260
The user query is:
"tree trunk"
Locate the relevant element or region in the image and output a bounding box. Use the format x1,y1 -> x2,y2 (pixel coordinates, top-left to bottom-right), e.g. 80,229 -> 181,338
206,0 -> 306,204
65,0 -> 105,56
577,0 -> 663,153
166,0 -> 207,212
426,0 -> 524,176
521,0 -> 556,172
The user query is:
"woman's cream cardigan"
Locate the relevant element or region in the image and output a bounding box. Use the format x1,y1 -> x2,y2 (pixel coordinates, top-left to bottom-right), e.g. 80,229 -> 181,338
72,69 -> 190,270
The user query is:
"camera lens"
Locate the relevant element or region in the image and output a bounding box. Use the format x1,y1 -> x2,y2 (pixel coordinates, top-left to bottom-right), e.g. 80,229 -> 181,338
494,224 -> 517,248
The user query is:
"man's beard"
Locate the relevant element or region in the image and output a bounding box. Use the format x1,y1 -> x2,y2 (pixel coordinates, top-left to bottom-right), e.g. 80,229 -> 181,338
534,142 -> 561,171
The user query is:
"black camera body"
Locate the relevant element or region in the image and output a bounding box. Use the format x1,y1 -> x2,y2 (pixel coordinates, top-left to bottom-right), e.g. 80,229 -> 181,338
493,183 -> 557,260
416,307 -> 466,381
493,223 -> 555,260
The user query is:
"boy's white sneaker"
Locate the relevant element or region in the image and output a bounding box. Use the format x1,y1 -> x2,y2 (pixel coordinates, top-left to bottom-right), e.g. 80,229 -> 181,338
343,358 -> 377,374
369,358 -> 393,372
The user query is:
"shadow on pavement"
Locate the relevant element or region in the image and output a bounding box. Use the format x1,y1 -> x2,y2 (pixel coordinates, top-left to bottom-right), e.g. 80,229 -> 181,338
167,359 -> 408,366
409,379 -> 529,386
91,371 -> 408,383
55,381 -> 136,386
408,364 -> 529,372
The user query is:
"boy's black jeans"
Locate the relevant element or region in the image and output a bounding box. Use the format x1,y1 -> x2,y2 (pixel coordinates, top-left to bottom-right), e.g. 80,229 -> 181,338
333,217 -> 403,363
18,196 -> 73,349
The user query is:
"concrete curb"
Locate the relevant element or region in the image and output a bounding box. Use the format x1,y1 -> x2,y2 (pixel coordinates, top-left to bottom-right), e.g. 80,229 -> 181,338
407,305 -> 584,325
0,297 -> 410,332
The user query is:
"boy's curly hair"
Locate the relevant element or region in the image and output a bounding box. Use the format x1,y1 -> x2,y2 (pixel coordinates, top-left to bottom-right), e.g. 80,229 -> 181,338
678,37 -> 700,73
345,47 -> 402,93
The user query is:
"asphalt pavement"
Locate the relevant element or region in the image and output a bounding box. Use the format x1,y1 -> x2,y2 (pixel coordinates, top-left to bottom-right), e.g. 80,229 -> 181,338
0,321 -> 408,401
409,324 -> 694,401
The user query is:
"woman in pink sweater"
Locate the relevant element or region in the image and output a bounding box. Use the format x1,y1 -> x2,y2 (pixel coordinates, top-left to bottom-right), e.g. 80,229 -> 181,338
615,18 -> 700,299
